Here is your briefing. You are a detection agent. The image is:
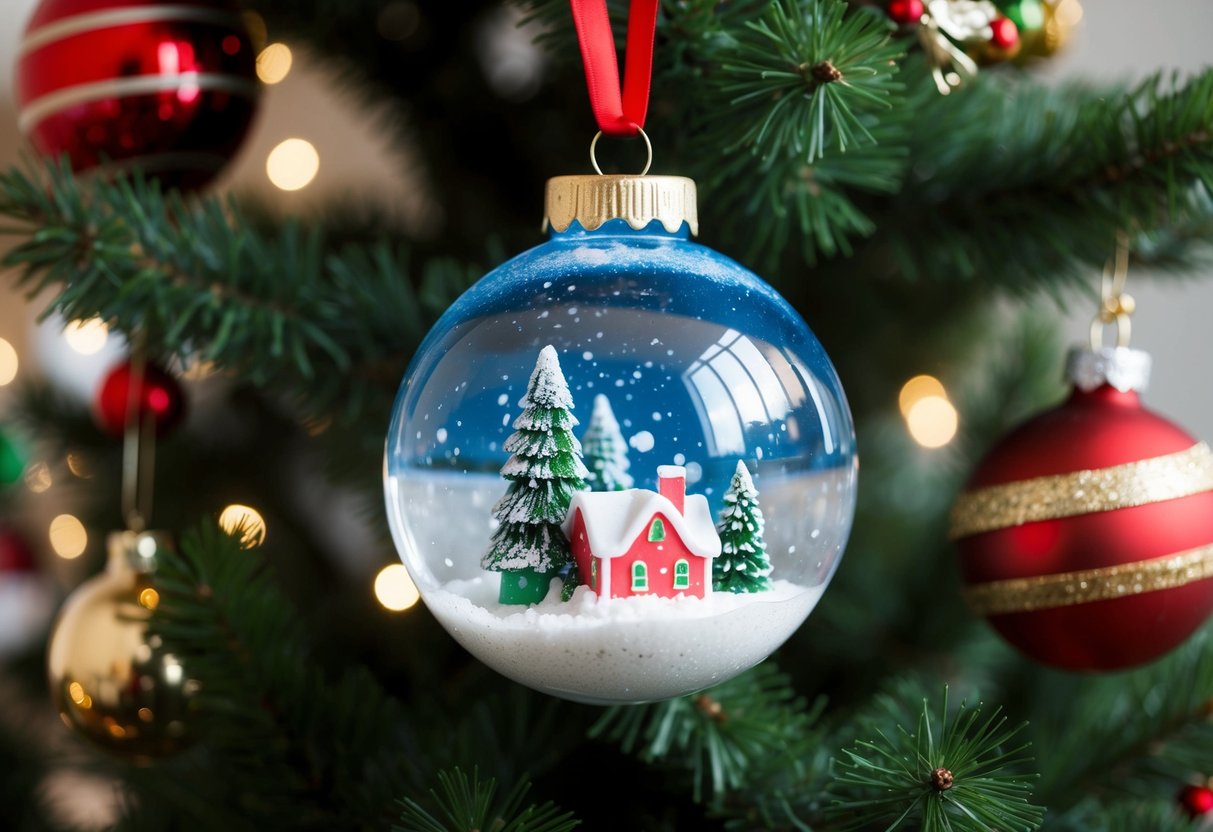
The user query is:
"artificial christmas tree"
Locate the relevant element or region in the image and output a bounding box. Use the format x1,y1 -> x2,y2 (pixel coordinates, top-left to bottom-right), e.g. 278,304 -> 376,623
481,345 -> 588,605
0,0 -> 1212,829
582,394 -> 633,492
713,461 -> 773,594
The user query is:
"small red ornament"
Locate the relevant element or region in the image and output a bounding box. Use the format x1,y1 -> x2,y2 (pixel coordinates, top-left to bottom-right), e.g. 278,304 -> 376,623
0,526 -> 35,573
94,360 -> 185,437
1178,784 -> 1213,819
15,0 -> 260,192
988,17 -> 1020,50
887,0 -> 925,25
950,348 -> 1213,671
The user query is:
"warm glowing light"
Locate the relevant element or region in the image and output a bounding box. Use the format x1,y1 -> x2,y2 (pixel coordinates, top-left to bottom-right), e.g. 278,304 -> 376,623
906,395 -> 959,449
256,43 -> 293,84
63,318 -> 109,355
49,514 -> 87,559
266,139 -> 319,191
66,453 -> 92,479
68,681 -> 86,705
898,374 -> 947,417
25,461 -> 52,493
139,588 -> 160,610
374,563 -> 420,612
163,657 -> 184,685
138,707 -> 154,722
218,504 -> 267,547
0,338 -> 17,386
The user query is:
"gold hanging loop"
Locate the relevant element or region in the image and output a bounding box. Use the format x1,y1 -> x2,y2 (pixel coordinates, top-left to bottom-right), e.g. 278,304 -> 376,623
1089,231 -> 1134,350
589,127 -> 653,177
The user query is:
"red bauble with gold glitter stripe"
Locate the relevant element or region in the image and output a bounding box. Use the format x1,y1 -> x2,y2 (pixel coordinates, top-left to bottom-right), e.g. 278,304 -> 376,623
15,0 -> 260,192
950,347 -> 1213,671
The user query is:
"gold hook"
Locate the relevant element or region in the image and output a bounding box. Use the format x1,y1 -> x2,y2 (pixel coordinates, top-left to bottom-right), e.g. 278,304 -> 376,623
589,127 -> 652,177
1089,230 -> 1134,350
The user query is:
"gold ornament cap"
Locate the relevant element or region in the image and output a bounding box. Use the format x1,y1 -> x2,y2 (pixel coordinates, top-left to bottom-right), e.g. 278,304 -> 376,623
544,175 -> 698,236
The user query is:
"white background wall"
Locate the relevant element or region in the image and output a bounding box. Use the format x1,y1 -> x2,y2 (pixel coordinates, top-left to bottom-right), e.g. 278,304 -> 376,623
0,0 -> 1210,432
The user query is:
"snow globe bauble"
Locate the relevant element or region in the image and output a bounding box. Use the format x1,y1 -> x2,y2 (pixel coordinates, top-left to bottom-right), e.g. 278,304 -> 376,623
385,174 -> 857,703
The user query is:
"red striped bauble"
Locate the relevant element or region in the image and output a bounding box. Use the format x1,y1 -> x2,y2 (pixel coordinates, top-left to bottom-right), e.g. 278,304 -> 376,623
950,348 -> 1213,671
15,0 -> 260,193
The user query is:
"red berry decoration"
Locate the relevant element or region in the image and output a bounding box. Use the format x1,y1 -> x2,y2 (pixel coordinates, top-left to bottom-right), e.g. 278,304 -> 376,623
988,17 -> 1020,50
1178,784 -> 1213,819
887,0 -> 925,25
15,0 -> 260,193
95,360 -> 185,437
950,347 -> 1213,671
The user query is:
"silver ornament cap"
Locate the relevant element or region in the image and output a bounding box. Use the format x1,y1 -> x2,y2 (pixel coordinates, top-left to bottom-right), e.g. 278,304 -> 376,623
1065,346 -> 1152,393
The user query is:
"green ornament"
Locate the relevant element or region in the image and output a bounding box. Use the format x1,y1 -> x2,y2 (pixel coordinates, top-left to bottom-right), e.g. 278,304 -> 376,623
0,429 -> 26,488
1001,0 -> 1045,33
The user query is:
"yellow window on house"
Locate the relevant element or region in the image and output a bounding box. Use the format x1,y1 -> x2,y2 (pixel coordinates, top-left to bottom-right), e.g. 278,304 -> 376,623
632,561 -> 648,592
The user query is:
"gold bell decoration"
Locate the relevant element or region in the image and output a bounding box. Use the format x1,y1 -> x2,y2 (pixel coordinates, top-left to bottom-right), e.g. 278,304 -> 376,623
47,529 -> 195,760
46,347 -> 196,760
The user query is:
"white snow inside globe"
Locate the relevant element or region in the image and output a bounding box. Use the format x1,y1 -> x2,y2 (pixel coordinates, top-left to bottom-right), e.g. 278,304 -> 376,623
384,175 -> 857,704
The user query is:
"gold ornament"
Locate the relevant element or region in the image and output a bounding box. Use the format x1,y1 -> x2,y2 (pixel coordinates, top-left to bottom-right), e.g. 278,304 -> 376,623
47,530 -> 195,761
1020,0 -> 1081,59
963,542 -> 1213,616
949,442 -> 1213,539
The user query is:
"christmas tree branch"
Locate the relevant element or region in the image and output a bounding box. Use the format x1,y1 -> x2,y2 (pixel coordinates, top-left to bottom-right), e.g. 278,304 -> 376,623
1022,628 -> 1213,812
857,68 -> 1213,291
1042,799 -> 1202,832
0,162 -> 475,422
830,685 -> 1043,832
590,663 -> 826,806
142,520 -> 422,829
396,767 -> 579,832
696,0 -> 903,164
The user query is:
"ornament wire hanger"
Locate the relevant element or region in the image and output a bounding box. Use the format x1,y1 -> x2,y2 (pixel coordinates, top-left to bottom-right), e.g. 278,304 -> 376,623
1090,230 -> 1134,351
121,337 -> 157,533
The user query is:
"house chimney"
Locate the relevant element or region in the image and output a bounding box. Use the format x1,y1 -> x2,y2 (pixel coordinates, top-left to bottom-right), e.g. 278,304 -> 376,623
657,465 -> 686,515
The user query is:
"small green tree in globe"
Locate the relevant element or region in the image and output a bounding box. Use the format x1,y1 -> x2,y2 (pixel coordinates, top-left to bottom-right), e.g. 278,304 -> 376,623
713,460 -> 772,594
483,345 -> 587,605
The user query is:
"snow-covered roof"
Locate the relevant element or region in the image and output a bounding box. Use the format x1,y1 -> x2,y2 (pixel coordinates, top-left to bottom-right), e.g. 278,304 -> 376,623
563,489 -> 721,559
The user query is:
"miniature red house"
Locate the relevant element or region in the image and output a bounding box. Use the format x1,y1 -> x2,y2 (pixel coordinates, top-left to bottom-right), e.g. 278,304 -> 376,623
563,465 -> 721,600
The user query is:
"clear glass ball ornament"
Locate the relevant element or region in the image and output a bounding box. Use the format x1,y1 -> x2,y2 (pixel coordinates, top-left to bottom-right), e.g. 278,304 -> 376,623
385,175 -> 857,703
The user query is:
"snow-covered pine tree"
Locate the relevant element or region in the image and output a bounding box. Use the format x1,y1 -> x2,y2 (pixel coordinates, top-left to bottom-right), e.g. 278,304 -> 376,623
582,394 -> 633,492
713,461 -> 772,594
483,345 -> 588,605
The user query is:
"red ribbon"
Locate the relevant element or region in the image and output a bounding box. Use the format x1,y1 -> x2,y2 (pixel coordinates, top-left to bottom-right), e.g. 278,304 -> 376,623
569,0 -> 658,137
